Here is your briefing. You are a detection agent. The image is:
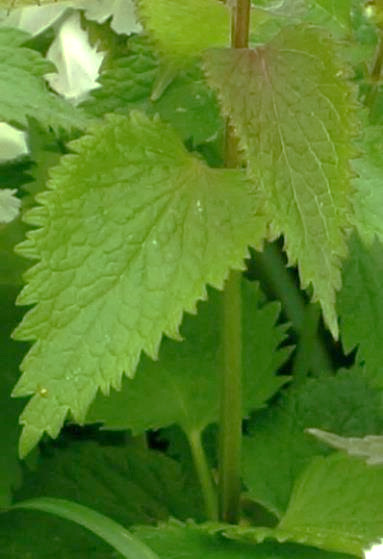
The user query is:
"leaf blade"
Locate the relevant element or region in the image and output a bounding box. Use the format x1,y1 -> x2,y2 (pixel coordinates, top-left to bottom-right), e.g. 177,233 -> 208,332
13,111 -> 265,455
204,25 -> 359,337
13,497 -> 160,559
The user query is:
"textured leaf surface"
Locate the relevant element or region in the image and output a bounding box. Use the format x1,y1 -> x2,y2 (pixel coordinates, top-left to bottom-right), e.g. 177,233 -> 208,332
0,509 -> 118,558
351,126 -> 383,244
0,27 -> 87,130
204,25 -> 358,337
137,0 -> 230,63
133,522 -> 354,559
13,111 -> 265,456
83,37 -> 223,146
16,440 -> 204,524
14,497 -> 160,559
87,280 -> 290,436
307,429 -> 383,465
337,234 -> 383,389
242,369 -> 383,517
276,453 -> 383,556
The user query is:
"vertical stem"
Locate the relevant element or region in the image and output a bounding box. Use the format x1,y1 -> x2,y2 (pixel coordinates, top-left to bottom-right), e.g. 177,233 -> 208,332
219,271 -> 243,523
253,243 -> 333,377
365,34 -> 383,111
218,0 -> 251,525
231,0 -> 251,49
188,430 -> 218,521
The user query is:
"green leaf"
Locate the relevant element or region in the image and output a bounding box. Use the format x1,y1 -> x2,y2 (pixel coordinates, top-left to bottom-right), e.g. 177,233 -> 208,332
137,0 -> 230,64
276,453 -> 383,556
351,125 -> 383,244
204,25 -> 359,337
87,280 -> 290,437
13,111 -> 265,456
307,428 -> 383,465
0,285 -> 25,507
242,369 -> 383,517
83,37 -> 223,145
133,521 -> 355,559
0,188 -> 20,223
82,35 -> 158,117
306,0 -> 353,36
14,497 -> 160,559
337,234 -> 383,389
0,508 -> 118,558
16,440 -> 204,524
0,28 -> 88,130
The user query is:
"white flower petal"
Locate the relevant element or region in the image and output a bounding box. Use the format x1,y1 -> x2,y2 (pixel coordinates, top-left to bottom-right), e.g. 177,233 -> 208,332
77,0 -> 142,35
365,541 -> 383,559
45,11 -> 105,104
0,123 -> 28,163
1,4 -> 69,37
0,189 -> 21,224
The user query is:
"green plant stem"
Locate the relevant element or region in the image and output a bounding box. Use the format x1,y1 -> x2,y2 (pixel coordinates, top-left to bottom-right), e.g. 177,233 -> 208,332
219,270 -> 243,523
254,243 -> 333,377
188,430 -> 218,521
231,0 -> 251,49
218,0 -> 251,525
365,32 -> 383,111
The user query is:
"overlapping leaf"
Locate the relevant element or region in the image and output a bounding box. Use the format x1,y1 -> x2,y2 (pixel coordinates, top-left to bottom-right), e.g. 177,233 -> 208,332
87,280 -> 290,436
337,234 -> 383,388
133,521 -> 355,559
204,25 -> 359,337
83,36 -> 223,145
229,453 -> 383,556
0,27 -> 87,130
16,440 -> 203,524
13,111 -> 266,456
242,368 -> 383,517
276,453 -> 383,556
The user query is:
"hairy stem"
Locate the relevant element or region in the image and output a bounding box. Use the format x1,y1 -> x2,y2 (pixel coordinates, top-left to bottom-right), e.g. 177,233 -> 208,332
188,430 -> 218,521
219,0 -> 251,524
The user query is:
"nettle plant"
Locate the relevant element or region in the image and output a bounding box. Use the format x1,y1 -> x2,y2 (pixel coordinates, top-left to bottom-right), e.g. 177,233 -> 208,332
2,0 -> 383,557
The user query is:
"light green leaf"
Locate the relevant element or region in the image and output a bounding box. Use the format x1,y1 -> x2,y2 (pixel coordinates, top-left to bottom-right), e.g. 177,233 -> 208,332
0,188 -> 20,223
242,368 -> 383,517
0,27 -> 88,130
13,111 -> 266,456
133,521 -> 355,559
276,453 -> 383,557
204,25 -> 359,337
337,234 -> 383,389
306,0 -> 352,36
307,428 -> 383,465
16,440 -> 204,524
14,497 -> 160,559
137,0 -> 230,64
351,125 -> 383,244
87,280 -> 290,436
